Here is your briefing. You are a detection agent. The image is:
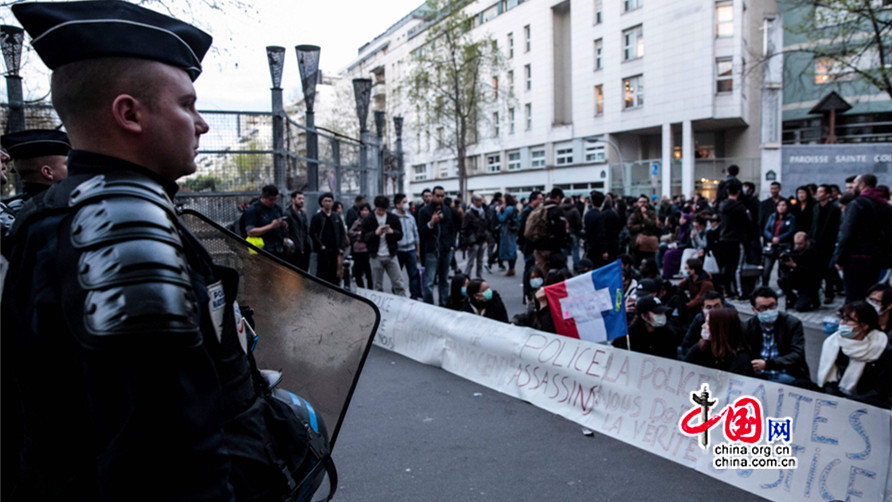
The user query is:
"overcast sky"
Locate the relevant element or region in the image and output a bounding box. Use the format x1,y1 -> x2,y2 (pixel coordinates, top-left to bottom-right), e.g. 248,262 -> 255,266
2,0 -> 423,112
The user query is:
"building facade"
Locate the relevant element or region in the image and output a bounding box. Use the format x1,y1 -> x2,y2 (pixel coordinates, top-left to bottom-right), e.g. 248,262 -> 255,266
346,0 -> 779,201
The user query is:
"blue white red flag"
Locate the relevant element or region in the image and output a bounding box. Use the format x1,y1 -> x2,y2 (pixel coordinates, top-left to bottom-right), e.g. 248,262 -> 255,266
543,259 -> 628,342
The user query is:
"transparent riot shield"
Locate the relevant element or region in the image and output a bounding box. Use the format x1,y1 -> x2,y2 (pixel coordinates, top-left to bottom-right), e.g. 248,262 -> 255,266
179,209 -> 379,447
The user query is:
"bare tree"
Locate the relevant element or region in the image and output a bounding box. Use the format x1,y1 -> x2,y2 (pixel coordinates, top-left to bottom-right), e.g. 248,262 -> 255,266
781,0 -> 891,100
405,0 -> 504,198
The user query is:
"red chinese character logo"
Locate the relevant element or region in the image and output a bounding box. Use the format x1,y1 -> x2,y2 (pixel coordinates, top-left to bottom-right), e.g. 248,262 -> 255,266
680,390 -> 763,448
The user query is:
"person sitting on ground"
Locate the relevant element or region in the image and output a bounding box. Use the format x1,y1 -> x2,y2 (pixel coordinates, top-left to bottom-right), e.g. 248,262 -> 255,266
680,291 -> 729,355
576,258 -> 595,274
612,295 -> 677,360
866,283 -> 892,337
677,257 -> 715,313
461,279 -> 509,323
683,308 -> 755,376
525,266 -> 545,302
446,273 -> 469,311
817,301 -> 892,409
743,287 -> 810,384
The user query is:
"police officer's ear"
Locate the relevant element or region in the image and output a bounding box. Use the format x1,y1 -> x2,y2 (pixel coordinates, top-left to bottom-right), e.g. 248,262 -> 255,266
39,164 -> 55,182
111,94 -> 146,134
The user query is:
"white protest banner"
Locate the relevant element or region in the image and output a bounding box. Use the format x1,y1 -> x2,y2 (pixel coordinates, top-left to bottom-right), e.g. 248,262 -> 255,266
359,290 -> 892,501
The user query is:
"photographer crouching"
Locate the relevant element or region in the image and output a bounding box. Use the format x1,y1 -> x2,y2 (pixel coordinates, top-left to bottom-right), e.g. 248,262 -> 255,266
777,231 -> 822,312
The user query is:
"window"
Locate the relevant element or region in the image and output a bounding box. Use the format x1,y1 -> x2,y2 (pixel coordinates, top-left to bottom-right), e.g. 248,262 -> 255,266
436,127 -> 444,148
525,103 -> 532,130
594,0 -> 602,24
594,84 -> 604,116
438,160 -> 450,178
413,164 -> 427,181
493,75 -> 499,99
623,25 -> 643,61
556,146 -> 574,166
814,57 -> 855,84
530,147 -> 546,168
624,0 -> 641,12
493,112 -> 500,137
508,70 -> 514,95
525,64 -> 531,90
716,2 -> 733,38
716,57 -> 733,92
623,75 -> 643,109
508,151 -> 521,170
509,107 -> 516,134
487,153 -> 501,173
466,155 -> 479,173
508,32 -> 514,58
594,38 -> 603,70
524,25 -> 531,52
585,141 -> 606,162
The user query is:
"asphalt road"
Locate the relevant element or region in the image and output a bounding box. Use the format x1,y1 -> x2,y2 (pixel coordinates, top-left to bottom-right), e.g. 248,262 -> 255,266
331,345 -> 765,502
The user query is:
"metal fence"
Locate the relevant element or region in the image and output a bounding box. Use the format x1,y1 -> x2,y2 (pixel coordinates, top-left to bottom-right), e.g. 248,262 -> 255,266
3,104 -> 404,224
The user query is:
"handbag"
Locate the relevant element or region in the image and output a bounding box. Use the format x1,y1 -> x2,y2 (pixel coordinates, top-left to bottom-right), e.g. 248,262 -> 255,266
703,251 -> 720,274
636,233 -> 659,253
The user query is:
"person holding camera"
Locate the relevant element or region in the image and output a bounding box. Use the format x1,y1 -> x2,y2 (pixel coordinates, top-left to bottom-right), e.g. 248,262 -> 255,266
761,198 -> 796,287
777,232 -> 821,312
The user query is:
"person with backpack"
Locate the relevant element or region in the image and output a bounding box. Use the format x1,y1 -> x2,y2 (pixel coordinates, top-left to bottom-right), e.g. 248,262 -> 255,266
525,188 -> 570,274
518,190 -> 544,302
486,192 -> 504,271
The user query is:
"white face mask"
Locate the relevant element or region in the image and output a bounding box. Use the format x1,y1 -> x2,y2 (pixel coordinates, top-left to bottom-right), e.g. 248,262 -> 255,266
402,202 -> 410,212
650,314 -> 667,328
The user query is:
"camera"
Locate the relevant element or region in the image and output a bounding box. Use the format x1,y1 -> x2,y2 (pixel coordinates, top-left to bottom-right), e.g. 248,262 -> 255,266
779,251 -> 792,263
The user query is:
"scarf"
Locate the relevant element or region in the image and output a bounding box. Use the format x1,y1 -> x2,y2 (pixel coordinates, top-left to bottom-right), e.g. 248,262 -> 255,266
817,329 -> 888,395
860,187 -> 889,205
469,205 -> 485,217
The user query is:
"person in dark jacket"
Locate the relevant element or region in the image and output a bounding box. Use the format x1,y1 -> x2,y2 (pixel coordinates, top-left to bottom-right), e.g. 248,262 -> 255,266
627,195 -> 660,266
361,195 -> 406,296
680,291 -> 727,355
791,186 -> 818,238
684,308 -> 755,376
344,194 -> 366,229
612,295 -> 677,359
833,174 -> 892,303
519,190 -> 544,301
419,186 -> 458,306
758,181 -> 784,241
584,190 -> 609,269
461,279 -> 509,323
285,190 -> 312,271
815,184 -> 842,303
244,184 -> 287,256
743,287 -> 810,383
310,192 -> 348,285
777,232 -> 821,312
562,196 -> 583,268
447,274 -> 470,311
678,257 -> 715,313
347,204 -> 373,288
462,195 -> 489,278
717,183 -> 751,298
715,164 -> 742,206
817,301 -> 892,409
761,198 -> 796,287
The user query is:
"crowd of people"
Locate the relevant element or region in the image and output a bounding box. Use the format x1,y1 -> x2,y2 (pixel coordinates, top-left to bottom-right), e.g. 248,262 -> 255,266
277,170 -> 888,409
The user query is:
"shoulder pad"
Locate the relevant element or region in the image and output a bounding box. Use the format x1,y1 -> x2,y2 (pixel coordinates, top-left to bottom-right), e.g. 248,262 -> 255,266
69,175 -> 180,249
67,174 -> 200,341
84,281 -> 200,338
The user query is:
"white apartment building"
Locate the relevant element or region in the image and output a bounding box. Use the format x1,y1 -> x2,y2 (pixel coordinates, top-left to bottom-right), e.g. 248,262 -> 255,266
346,0 -> 777,201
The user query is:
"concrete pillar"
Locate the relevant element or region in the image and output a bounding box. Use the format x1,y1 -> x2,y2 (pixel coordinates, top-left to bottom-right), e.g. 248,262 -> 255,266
661,123 -> 672,198
682,120 -> 695,197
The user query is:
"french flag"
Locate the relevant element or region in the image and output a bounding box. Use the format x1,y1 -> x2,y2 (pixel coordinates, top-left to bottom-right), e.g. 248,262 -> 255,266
543,260 -> 628,343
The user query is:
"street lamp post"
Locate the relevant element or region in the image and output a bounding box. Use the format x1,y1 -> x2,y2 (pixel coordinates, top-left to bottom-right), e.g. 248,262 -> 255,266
1,25 -> 25,134
352,78 -> 372,197
296,45 -> 321,192
374,110 -> 385,194
585,136 -> 626,195
266,46 -> 286,193
393,116 -> 404,193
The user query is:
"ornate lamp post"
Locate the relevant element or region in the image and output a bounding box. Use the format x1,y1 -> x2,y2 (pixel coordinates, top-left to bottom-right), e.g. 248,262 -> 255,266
374,110 -> 385,194
352,78 -> 372,196
394,116 -> 404,192
296,45 -> 321,192
266,45 -> 286,191
1,25 -> 25,133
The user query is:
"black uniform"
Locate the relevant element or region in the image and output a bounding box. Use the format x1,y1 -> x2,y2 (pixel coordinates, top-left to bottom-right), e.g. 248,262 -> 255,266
2,152 -> 296,501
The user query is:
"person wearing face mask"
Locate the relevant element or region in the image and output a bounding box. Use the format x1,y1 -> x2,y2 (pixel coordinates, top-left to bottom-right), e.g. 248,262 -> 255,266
742,287 -> 810,384
394,193 -> 422,300
817,301 -> 892,408
461,279 -> 509,323
866,284 -> 892,336
683,308 -> 755,376
680,291 -> 729,355
612,295 -> 677,359
447,273 -> 470,311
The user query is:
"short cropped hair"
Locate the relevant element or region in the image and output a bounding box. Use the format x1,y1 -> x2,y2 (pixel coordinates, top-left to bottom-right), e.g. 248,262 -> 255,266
394,193 -> 407,207
374,195 -> 390,209
261,185 -> 278,198
318,192 -> 334,203
750,286 -> 778,306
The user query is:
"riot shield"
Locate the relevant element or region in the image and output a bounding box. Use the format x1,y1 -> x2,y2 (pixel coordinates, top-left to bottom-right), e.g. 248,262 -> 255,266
179,209 -> 379,447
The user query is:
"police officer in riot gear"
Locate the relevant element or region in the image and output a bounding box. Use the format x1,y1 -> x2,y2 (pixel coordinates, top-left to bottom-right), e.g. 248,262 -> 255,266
3,2 -> 329,500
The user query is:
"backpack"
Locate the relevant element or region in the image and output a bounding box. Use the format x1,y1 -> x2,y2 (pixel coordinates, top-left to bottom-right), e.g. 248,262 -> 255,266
523,204 -> 549,242
227,199 -> 259,238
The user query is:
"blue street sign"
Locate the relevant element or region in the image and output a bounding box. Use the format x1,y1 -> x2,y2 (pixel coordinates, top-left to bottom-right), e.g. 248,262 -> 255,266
651,163 -> 659,176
